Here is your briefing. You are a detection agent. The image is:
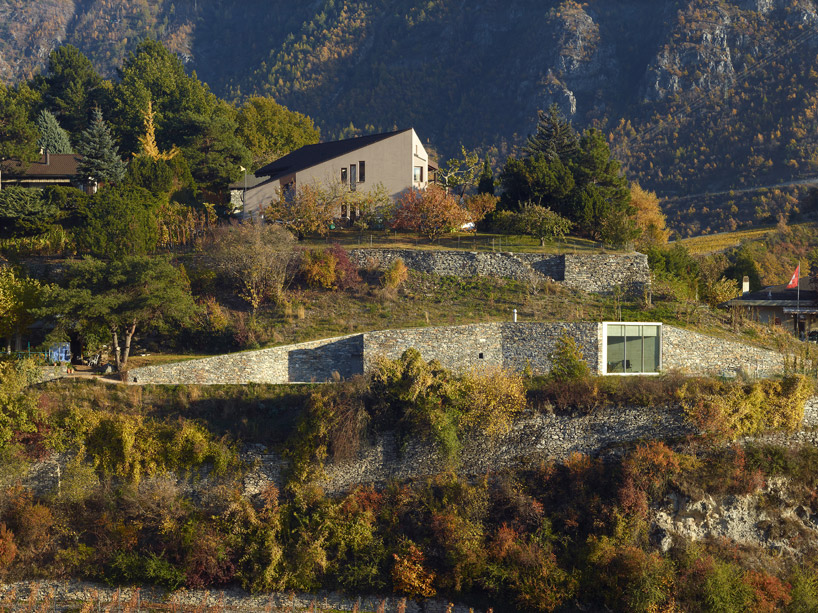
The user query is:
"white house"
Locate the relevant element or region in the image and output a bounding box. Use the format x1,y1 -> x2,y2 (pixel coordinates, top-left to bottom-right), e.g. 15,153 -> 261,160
230,128 -> 436,220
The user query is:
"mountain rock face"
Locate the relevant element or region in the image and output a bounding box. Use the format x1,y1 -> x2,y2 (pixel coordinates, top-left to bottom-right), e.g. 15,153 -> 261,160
4,0 -> 818,230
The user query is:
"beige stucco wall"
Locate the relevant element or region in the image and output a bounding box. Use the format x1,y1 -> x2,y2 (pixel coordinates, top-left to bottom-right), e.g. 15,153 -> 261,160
295,128 -> 428,200
241,129 -> 430,219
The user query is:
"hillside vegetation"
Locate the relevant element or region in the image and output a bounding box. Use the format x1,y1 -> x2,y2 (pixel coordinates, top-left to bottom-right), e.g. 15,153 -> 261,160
5,0 -> 818,232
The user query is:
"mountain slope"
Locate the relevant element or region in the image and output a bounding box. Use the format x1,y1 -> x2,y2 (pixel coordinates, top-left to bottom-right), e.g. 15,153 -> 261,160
4,0 -> 818,232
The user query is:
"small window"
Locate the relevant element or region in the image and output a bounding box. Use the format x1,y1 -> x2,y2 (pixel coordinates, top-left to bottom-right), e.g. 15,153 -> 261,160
350,164 -> 357,192
340,168 -> 348,184
359,161 -> 366,182
478,353 -> 484,359
413,166 -> 424,183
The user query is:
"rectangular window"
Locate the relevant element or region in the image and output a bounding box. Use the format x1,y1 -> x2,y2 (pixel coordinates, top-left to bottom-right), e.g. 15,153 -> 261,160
603,323 -> 662,375
413,166 -> 424,183
359,161 -> 366,182
340,168 -> 348,184
350,164 -> 357,192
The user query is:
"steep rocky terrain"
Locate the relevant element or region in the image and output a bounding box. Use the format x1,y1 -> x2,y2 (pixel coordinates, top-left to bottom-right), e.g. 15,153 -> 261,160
4,0 -> 818,228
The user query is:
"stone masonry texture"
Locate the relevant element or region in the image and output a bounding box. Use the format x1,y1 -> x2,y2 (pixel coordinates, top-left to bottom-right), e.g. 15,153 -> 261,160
662,325 -> 786,378
347,248 -> 650,293
128,322 -> 787,384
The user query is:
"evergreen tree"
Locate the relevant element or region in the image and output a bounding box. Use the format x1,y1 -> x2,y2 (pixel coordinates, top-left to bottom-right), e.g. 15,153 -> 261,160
523,104 -> 579,162
36,110 -> 73,154
0,83 -> 39,162
477,156 -> 495,195
41,45 -> 108,135
77,108 -> 126,185
569,129 -> 632,239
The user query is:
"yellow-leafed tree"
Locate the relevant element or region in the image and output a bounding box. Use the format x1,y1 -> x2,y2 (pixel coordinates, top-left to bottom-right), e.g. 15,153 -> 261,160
630,182 -> 670,248
137,99 -> 178,161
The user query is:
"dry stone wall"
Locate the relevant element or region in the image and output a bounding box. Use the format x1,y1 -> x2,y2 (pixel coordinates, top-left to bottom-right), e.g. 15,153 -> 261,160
662,326 -> 786,378
128,334 -> 364,385
348,248 -> 650,293
127,323 -> 788,384
362,322 -> 600,375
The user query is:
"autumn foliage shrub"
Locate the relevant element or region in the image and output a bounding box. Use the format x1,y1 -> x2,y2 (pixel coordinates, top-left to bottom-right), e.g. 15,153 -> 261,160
382,258 -> 408,289
0,523 -> 17,571
299,248 -> 338,289
329,243 -> 362,289
682,374 -> 811,437
391,540 -> 436,597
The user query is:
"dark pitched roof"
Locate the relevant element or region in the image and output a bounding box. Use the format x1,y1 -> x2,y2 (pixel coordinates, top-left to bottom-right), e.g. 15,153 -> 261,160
254,128 -> 411,180
727,277 -> 818,304
1,153 -> 82,178
228,174 -> 270,190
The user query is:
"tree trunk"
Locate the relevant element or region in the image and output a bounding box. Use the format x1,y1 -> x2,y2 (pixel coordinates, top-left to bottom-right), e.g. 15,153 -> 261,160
540,236 -> 546,246
121,320 -> 138,371
112,328 -> 121,372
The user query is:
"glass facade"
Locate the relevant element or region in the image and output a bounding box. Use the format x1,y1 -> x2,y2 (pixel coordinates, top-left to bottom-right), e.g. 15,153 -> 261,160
605,324 -> 661,374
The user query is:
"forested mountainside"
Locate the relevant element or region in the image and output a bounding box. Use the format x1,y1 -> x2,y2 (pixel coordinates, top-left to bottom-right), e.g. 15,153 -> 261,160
4,0 -> 818,210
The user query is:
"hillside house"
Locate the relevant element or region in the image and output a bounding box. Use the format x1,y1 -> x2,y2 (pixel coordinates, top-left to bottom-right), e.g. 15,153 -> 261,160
0,152 -> 96,194
230,128 -> 437,220
725,276 -> 818,338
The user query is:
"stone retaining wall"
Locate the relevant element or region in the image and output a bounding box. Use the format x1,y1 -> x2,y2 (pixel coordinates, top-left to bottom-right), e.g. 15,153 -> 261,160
662,326 -> 786,378
362,322 -> 600,375
128,334 -> 363,385
348,248 -> 650,293
128,323 -> 787,384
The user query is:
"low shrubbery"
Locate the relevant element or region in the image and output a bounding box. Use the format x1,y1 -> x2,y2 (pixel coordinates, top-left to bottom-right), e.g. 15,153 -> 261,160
287,349 -> 526,481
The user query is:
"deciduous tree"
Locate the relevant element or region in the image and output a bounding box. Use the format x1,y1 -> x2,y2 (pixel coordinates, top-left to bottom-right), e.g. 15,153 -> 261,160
391,186 -> 469,241
630,182 -> 669,248
498,203 -> 573,246
44,256 -> 196,371
265,183 -> 340,238
237,96 -> 319,170
207,222 -> 296,311
0,267 -> 43,353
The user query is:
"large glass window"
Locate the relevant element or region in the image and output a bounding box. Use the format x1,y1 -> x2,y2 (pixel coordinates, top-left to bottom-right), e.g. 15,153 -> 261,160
604,323 -> 661,374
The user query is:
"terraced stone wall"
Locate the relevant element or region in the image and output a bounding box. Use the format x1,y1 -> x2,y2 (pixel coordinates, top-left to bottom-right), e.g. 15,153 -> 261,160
347,248 -> 649,293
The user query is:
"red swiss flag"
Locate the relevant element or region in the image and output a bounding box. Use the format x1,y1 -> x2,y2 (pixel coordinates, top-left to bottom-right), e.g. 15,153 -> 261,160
787,264 -> 800,289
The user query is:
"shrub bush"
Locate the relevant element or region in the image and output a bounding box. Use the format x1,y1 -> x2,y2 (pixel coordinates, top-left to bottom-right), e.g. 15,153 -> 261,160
549,335 -> 590,382
683,375 -> 812,437
382,258 -> 409,289
300,248 -> 338,289
329,243 -> 362,289
391,540 -> 436,597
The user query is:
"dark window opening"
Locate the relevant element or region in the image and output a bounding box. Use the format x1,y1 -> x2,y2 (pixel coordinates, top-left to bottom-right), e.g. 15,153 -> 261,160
340,168 -> 348,184
478,353 -> 484,359
359,161 -> 366,182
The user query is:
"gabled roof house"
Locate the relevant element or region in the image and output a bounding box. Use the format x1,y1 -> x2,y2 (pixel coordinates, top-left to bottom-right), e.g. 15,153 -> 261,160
231,128 -> 436,219
0,152 -> 95,193
725,276 -> 818,337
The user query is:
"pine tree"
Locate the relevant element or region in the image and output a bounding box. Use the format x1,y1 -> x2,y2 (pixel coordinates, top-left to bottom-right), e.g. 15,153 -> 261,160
77,108 -> 126,184
523,104 -> 579,163
35,110 -> 73,155
477,156 -> 495,195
